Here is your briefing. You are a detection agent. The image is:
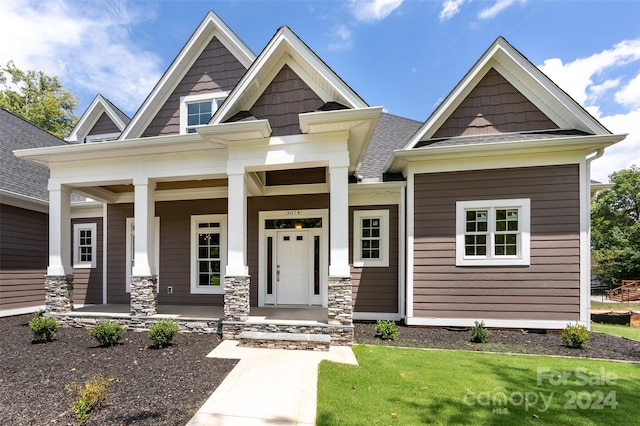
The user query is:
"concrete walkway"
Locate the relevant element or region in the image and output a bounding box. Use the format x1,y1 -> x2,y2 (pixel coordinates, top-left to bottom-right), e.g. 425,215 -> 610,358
187,341 -> 359,425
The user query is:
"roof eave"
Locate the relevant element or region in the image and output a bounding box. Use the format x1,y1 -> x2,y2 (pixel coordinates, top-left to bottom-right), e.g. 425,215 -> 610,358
386,133 -> 627,173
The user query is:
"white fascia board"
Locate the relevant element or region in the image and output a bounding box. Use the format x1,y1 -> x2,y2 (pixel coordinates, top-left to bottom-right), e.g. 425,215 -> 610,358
298,107 -> 382,134
120,11 -> 255,140
387,133 -> 626,173
67,95 -> 126,143
349,181 -> 405,206
213,26 -> 367,125
0,189 -> 48,213
196,119 -> 272,142
397,38 -> 611,154
15,133 -> 224,166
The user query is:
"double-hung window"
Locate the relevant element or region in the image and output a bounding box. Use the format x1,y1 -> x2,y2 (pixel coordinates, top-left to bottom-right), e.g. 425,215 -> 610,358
73,223 -> 97,268
190,215 -> 227,294
180,93 -> 227,134
456,199 -> 530,266
353,210 -> 389,267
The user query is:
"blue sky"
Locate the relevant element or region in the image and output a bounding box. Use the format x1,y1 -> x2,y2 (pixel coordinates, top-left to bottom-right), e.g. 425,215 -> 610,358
1,0 -> 639,182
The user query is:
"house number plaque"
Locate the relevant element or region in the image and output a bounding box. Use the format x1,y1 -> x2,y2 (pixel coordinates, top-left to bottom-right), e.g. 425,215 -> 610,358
286,210 -> 302,216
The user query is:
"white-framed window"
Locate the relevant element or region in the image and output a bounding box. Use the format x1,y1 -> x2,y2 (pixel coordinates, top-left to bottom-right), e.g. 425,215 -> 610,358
190,215 -> 227,294
73,223 -> 97,268
179,93 -> 227,134
353,210 -> 389,267
455,199 -> 531,266
85,133 -> 120,143
125,218 -> 160,293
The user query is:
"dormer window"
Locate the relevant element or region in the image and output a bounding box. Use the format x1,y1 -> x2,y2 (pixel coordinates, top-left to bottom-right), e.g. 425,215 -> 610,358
180,93 -> 227,134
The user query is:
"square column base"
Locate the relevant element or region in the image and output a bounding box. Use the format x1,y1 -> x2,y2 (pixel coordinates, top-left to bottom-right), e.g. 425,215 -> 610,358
224,275 -> 250,322
45,275 -> 74,313
328,276 -> 353,326
130,276 -> 158,316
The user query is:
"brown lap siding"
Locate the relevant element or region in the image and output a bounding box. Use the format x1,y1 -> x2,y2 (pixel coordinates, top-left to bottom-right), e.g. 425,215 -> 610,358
412,164 -> 581,321
350,205 -> 399,314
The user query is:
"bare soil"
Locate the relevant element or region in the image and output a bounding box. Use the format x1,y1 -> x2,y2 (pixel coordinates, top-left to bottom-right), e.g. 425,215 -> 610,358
354,322 -> 640,362
0,314 -> 236,425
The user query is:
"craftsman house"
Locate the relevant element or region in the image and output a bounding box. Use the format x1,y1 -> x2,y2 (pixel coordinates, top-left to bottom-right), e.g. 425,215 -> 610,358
14,11 -> 625,345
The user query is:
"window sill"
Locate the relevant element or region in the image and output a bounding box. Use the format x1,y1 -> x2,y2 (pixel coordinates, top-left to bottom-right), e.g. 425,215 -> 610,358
353,260 -> 389,268
456,257 -> 529,267
191,286 -> 225,295
73,263 -> 95,269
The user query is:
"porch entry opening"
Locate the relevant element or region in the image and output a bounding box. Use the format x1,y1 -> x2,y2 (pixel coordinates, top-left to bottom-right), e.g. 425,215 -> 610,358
263,215 -> 324,306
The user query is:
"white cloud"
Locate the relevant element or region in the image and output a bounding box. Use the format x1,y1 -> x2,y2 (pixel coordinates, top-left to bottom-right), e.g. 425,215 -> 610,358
614,73 -> 640,109
478,0 -> 526,20
439,0 -> 466,21
349,0 -> 403,23
328,24 -> 353,51
0,0 -> 162,114
539,40 -> 640,182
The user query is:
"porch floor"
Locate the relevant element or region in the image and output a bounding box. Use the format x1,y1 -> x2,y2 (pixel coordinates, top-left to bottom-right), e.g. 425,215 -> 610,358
72,304 -> 329,323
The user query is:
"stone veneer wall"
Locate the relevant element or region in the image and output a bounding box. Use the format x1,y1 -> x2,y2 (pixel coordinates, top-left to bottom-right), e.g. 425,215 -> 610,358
130,276 -> 158,316
45,275 -> 74,313
221,321 -> 354,345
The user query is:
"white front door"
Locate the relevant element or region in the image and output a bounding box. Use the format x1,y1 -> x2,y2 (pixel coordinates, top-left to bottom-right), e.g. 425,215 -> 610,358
276,230 -> 310,305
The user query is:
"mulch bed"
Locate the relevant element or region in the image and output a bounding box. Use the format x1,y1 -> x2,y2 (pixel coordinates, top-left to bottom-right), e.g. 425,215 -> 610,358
0,314 -> 237,425
354,322 -> 640,362
2,315 -> 639,426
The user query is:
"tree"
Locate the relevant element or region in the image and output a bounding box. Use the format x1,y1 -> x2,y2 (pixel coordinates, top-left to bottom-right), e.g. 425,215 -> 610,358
591,165 -> 640,287
0,61 -> 78,138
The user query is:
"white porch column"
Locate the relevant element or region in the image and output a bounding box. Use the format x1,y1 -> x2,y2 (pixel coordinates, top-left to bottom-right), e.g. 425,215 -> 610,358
47,183 -> 72,276
328,165 -> 350,277
45,183 -> 74,313
131,178 -> 157,316
132,178 -> 156,277
226,172 -> 248,276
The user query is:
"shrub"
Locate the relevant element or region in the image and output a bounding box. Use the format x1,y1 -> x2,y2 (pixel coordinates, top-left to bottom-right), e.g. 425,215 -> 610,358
89,321 -> 126,347
34,309 -> 45,318
375,320 -> 399,340
29,316 -> 59,342
470,321 -> 490,343
562,322 -> 591,349
66,375 -> 111,425
148,319 -> 178,348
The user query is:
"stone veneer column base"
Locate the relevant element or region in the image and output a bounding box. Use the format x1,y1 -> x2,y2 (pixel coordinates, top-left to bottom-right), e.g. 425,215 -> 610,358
130,276 -> 158,316
222,275 -> 250,339
328,276 -> 353,326
45,275 -> 74,313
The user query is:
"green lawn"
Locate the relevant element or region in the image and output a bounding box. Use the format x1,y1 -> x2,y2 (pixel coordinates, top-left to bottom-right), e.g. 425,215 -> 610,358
590,300 -> 638,311
592,323 -> 640,341
317,346 -> 639,425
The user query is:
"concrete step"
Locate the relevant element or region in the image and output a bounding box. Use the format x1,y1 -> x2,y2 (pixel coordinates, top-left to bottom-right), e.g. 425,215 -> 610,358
237,330 -> 331,351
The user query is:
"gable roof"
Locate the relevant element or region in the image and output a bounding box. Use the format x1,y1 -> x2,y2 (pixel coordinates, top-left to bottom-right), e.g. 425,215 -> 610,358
0,108 -> 67,203
212,26 -> 368,125
401,37 -> 611,152
66,94 -> 129,143
119,10 -> 256,140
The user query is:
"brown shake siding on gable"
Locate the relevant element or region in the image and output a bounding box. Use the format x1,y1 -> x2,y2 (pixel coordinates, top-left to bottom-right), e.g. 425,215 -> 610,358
142,37 -> 247,137
350,205 -> 399,314
249,65 -> 324,137
432,69 -> 558,138
0,205 -> 48,310
412,164 -> 580,321
87,112 -> 120,136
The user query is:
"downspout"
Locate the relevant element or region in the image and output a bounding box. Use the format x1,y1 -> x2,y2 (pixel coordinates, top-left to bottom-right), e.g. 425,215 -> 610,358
582,148 -> 605,329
